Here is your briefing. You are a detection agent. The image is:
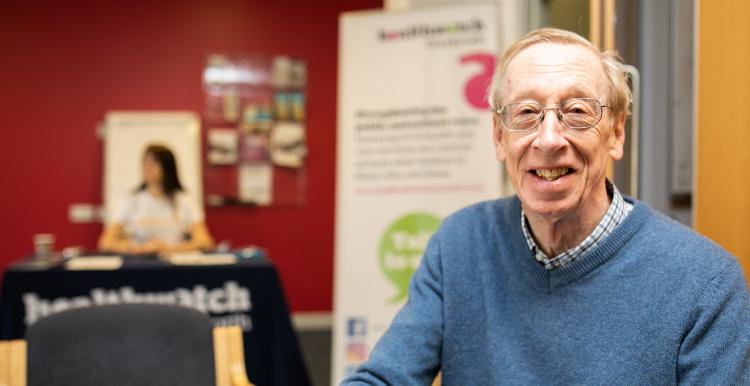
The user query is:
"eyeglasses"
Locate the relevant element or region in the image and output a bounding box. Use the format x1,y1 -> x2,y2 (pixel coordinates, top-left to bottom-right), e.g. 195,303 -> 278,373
493,98 -> 609,132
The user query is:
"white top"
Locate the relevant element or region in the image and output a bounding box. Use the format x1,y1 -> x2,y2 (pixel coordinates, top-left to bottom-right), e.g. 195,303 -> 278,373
110,190 -> 204,246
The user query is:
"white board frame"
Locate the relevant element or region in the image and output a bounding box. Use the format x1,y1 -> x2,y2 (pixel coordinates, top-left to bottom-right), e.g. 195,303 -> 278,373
103,111 -> 203,223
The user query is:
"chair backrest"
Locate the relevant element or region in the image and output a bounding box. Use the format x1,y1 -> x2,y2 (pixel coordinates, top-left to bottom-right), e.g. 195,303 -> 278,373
25,304 -> 216,386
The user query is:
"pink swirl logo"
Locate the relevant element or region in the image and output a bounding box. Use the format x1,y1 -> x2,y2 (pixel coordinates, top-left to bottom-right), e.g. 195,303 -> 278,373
460,53 -> 495,109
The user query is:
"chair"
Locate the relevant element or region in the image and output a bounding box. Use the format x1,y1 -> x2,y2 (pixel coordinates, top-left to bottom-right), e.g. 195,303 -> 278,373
0,303 -> 253,386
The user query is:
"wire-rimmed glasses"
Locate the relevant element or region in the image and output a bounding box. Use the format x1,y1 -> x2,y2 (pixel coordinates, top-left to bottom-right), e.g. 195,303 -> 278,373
493,98 -> 609,132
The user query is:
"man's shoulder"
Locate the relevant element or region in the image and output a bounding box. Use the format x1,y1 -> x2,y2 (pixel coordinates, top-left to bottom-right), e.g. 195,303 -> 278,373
427,196 -> 523,253
631,200 -> 737,278
442,196 -> 519,230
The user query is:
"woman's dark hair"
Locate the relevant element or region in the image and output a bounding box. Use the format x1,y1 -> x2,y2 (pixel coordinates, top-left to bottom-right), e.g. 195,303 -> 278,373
138,144 -> 184,201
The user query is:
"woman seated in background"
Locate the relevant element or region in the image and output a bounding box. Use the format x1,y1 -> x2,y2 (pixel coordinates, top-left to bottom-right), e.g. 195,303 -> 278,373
98,144 -> 214,254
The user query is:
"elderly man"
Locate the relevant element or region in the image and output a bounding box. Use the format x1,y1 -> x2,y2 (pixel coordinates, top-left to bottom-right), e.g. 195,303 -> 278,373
343,28 -> 750,385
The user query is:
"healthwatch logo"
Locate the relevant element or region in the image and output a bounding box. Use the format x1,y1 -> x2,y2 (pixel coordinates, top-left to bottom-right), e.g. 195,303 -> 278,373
378,19 -> 483,41
22,281 -> 253,330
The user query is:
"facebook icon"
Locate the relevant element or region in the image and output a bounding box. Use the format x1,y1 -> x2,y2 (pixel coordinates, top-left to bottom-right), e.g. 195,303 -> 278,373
347,317 -> 367,337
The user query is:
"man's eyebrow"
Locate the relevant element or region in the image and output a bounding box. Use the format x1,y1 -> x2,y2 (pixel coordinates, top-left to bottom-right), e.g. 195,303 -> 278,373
506,87 -> 599,103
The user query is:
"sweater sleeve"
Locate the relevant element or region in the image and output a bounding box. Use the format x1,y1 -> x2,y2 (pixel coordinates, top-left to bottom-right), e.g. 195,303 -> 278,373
677,259 -> 750,385
342,229 -> 444,386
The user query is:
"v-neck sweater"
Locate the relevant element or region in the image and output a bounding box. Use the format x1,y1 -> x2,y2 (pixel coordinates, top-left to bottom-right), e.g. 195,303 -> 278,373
343,196 -> 750,385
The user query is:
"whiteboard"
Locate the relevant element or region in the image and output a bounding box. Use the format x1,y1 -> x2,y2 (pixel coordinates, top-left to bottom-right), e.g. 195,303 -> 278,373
104,111 -> 203,223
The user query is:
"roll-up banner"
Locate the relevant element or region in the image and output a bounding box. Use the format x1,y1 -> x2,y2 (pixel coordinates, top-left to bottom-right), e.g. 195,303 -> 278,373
333,3 -> 502,383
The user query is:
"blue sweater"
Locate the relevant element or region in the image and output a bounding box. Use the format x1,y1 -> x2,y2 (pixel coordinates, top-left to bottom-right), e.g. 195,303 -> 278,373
343,197 -> 750,385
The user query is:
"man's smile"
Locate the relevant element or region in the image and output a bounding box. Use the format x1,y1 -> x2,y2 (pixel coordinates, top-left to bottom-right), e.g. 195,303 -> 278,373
530,167 -> 572,181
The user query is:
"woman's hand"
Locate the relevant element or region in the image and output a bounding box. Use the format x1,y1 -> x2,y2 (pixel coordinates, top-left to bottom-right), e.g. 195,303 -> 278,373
128,239 -> 167,255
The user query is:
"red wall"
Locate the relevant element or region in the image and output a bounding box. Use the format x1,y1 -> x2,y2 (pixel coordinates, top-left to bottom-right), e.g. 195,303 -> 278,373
0,0 -> 381,312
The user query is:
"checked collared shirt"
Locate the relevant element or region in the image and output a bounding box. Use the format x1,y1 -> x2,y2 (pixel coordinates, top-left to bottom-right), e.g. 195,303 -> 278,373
521,181 -> 633,270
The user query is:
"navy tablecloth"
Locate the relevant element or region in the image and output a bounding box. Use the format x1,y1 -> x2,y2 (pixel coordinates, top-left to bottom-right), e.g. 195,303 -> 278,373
0,257 -> 311,386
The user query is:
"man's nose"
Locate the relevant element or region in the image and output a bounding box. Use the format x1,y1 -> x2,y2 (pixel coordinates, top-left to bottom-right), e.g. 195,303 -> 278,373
534,109 -> 567,152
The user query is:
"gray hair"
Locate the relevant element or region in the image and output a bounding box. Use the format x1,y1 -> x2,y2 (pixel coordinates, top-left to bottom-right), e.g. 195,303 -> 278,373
487,27 -> 631,116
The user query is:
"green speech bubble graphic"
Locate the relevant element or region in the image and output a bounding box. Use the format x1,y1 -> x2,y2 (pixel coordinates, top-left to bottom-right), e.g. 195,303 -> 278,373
378,212 -> 441,304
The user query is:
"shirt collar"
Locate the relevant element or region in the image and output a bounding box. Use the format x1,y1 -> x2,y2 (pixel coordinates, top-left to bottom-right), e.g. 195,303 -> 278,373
520,180 -> 633,270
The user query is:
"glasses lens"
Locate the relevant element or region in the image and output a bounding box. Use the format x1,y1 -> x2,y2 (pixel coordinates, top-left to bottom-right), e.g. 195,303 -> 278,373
560,98 -> 602,129
503,102 -> 541,131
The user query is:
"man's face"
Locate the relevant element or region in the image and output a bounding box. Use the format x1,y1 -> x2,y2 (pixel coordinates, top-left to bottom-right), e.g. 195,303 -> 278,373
493,43 -> 625,221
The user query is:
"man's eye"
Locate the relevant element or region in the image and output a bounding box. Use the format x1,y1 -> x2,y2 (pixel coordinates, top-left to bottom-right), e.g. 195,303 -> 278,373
564,104 -> 592,115
514,105 -> 539,115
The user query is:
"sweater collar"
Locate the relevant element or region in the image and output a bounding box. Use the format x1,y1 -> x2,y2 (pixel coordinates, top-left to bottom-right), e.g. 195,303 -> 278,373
505,195 -> 651,291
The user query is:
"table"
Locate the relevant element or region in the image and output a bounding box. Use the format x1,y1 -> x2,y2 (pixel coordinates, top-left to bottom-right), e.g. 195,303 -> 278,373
0,257 -> 311,386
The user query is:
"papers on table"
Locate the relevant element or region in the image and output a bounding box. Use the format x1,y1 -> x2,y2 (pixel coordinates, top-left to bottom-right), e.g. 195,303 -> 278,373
57,253 -> 239,270
164,253 -> 237,266
65,256 -> 124,270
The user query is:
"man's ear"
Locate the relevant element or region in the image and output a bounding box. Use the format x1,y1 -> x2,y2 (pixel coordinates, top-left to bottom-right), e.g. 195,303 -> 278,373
493,113 -> 507,162
608,112 -> 626,161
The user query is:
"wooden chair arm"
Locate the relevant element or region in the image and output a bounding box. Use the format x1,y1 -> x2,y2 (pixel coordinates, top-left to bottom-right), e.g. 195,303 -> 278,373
213,326 -> 254,386
0,340 -> 27,386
